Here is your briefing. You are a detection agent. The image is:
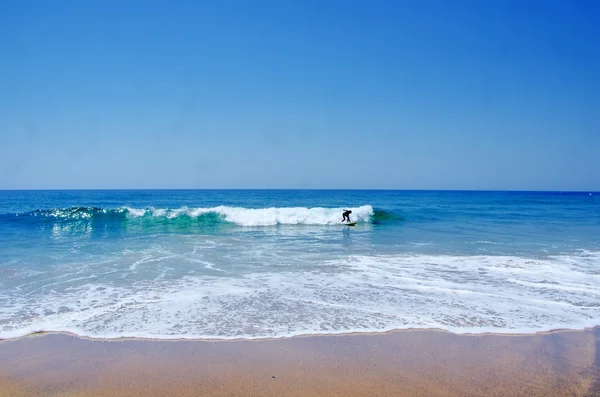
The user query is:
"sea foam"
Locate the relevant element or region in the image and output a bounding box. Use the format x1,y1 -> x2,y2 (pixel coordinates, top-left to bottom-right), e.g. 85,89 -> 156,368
1,250 -> 598,340
124,205 -> 375,226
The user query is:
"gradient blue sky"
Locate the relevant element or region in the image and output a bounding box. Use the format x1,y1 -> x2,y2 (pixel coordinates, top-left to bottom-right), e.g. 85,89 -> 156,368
1,0 -> 598,190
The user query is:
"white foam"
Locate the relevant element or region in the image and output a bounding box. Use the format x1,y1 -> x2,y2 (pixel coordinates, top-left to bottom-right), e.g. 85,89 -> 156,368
1,251 -> 599,340
124,207 -> 146,217
123,205 -> 374,226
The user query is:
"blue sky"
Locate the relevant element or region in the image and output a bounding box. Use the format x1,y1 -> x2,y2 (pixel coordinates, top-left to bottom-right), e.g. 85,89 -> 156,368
1,0 -> 598,190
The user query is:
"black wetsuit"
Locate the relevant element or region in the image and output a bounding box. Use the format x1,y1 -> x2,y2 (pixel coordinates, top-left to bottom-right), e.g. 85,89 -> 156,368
342,210 -> 352,222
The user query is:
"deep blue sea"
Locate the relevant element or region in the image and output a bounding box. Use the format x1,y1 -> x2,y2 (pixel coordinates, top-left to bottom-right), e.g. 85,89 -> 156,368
0,190 -> 599,340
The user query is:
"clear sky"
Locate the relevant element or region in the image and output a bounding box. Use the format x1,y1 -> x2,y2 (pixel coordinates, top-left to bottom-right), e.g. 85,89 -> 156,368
1,0 -> 598,190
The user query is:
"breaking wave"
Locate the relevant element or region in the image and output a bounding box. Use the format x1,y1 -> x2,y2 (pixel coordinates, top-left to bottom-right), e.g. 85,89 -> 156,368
3,205 -> 384,228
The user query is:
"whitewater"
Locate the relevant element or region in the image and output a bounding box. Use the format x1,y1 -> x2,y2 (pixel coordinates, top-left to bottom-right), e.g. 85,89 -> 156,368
18,204 -> 375,226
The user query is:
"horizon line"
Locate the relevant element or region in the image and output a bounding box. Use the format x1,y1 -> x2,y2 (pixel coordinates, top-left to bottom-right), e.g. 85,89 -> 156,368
0,188 -> 598,193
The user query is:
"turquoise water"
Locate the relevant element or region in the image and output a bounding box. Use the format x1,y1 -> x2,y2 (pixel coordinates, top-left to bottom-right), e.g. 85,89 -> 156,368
0,190 -> 599,339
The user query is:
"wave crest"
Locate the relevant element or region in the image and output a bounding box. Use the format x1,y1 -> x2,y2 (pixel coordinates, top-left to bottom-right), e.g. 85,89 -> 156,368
9,205 -> 377,227
128,205 -> 375,226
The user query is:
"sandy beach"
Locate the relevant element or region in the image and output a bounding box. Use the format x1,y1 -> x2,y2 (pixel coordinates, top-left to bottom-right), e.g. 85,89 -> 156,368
1,328 -> 598,397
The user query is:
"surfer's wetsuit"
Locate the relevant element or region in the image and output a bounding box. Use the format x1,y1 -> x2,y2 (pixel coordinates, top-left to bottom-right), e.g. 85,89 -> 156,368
342,210 -> 352,222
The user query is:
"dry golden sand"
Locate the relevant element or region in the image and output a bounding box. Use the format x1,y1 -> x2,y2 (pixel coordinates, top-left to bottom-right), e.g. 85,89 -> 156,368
0,328 -> 599,397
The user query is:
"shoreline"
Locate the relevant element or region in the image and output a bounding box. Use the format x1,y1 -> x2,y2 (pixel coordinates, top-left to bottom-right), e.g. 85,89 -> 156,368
1,327 -> 598,396
2,325 -> 599,344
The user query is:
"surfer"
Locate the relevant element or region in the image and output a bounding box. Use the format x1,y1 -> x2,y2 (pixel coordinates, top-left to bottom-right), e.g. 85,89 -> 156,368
342,209 -> 352,223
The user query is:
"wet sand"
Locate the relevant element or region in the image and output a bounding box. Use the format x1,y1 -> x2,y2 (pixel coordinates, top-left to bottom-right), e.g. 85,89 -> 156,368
0,328 -> 599,397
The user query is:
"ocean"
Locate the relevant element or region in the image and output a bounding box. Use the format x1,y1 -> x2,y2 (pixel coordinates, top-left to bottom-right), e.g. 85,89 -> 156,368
0,190 -> 598,340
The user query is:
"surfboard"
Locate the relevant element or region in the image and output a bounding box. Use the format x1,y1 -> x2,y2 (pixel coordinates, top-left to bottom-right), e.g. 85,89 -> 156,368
344,222 -> 357,226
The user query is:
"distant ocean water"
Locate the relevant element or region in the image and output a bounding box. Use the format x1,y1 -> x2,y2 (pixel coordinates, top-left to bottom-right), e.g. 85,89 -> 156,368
0,190 -> 599,340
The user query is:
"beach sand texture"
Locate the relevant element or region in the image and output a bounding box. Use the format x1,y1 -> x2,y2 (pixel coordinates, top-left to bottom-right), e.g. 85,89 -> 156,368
1,328 -> 599,397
